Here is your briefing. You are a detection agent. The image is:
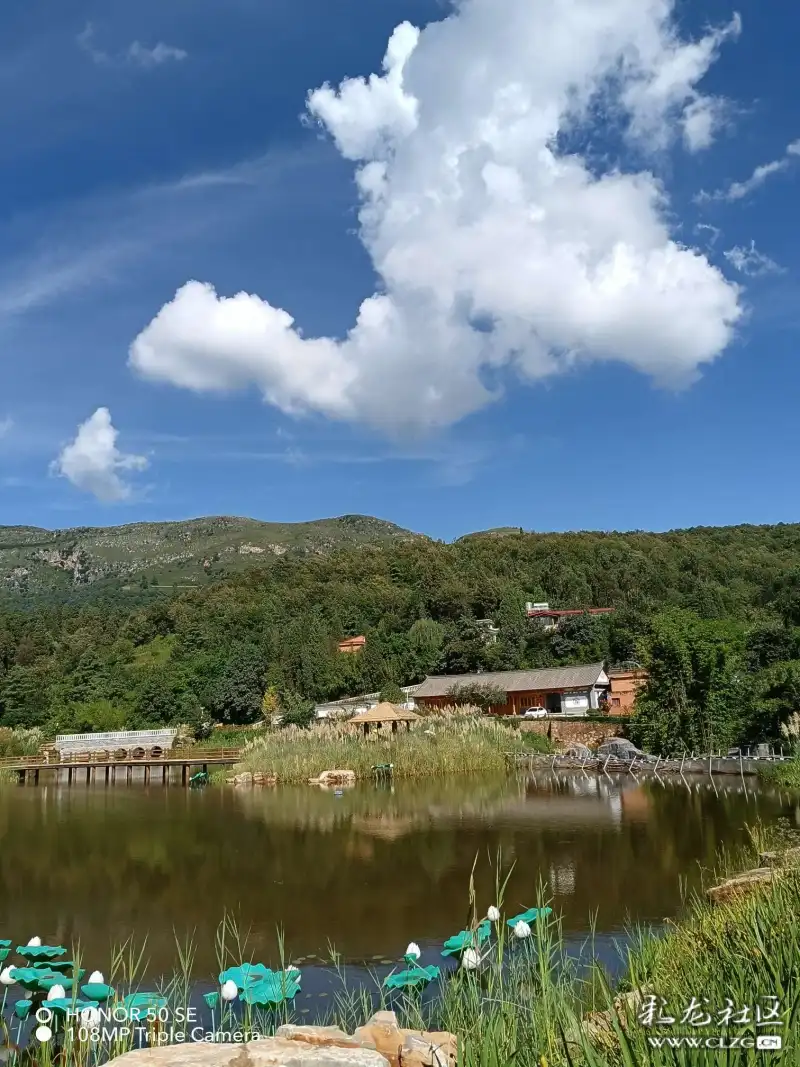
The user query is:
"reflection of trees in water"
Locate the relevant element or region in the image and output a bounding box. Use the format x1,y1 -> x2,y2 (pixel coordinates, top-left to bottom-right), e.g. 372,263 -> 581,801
0,778 -> 788,976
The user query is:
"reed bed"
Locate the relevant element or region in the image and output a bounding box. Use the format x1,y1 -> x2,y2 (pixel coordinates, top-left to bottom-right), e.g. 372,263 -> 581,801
237,709 -> 548,783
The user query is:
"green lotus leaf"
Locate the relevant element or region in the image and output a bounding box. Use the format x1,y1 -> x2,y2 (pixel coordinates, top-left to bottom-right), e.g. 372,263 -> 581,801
203,992 -> 220,1010
14,1000 -> 33,1020
506,907 -> 552,929
0,949 -> 9,962
240,969 -> 301,1007
15,945 -> 67,961
383,964 -> 440,991
45,998 -> 100,1018
0,940 -> 12,948
81,983 -> 113,1001
121,993 -> 167,1019
441,921 -> 491,957
218,964 -> 269,992
9,967 -> 64,991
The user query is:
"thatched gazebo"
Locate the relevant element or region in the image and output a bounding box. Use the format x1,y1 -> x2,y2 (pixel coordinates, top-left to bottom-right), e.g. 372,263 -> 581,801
348,702 -> 420,737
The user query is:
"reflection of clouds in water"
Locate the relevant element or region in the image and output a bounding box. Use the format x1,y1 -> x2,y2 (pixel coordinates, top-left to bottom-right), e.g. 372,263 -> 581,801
549,864 -> 575,896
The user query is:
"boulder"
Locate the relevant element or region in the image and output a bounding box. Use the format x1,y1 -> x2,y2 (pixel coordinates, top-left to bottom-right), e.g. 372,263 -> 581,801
226,773 -> 254,787
252,773 -> 277,786
706,867 -> 778,904
108,1039 -> 389,1067
316,770 -> 356,786
758,846 -> 800,868
352,1012 -> 456,1067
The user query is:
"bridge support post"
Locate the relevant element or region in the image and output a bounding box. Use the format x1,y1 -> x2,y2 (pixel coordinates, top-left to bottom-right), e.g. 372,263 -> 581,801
86,766 -> 91,786
33,768 -> 40,785
67,767 -> 73,786
105,766 -> 110,786
126,765 -> 132,785
163,765 -> 168,785
182,764 -> 188,787
144,765 -> 150,786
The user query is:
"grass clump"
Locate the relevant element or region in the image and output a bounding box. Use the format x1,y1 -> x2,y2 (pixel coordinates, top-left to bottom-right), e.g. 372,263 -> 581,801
758,756 -> 800,788
237,710 -> 544,783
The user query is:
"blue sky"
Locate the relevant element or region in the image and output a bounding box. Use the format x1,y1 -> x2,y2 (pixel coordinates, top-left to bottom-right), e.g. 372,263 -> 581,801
0,0 -> 798,540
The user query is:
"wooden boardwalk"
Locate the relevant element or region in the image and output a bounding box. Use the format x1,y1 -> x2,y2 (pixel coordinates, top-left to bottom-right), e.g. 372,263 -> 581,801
0,748 -> 243,786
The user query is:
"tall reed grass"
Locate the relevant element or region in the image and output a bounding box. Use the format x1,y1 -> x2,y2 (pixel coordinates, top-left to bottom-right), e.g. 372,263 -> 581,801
238,709 -> 548,783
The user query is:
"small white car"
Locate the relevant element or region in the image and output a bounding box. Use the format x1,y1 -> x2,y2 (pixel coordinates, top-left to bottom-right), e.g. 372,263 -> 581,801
520,707 -> 548,719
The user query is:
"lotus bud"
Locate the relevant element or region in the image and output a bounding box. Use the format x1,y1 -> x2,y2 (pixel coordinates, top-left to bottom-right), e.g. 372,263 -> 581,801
88,971 -> 104,984
220,979 -> 238,1002
487,906 -> 500,922
286,965 -> 300,975
35,1025 -> 53,1043
513,920 -> 531,939
461,948 -> 481,970
80,1006 -> 101,1028
405,942 -> 421,960
46,984 -> 66,1001
0,967 -> 16,986
26,937 -> 42,948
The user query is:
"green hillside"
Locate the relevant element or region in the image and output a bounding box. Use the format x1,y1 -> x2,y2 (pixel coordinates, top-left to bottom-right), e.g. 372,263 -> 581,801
0,514 -> 420,598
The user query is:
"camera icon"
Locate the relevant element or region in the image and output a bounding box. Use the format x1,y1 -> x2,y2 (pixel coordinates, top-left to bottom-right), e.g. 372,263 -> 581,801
756,1035 -> 782,1051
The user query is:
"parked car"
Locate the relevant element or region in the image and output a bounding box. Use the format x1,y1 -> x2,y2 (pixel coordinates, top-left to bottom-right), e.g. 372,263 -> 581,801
519,707 -> 548,719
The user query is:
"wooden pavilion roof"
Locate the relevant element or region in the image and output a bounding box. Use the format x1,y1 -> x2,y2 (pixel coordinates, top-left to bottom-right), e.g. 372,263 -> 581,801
348,701 -> 420,725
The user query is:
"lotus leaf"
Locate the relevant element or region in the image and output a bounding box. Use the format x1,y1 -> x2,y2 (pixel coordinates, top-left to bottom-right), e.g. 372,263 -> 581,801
0,949 -> 9,962
203,991 -> 220,1010
218,964 -> 269,992
81,982 -> 113,1001
506,907 -> 552,929
441,921 -> 491,957
0,940 -> 11,948
15,945 -> 67,961
14,1000 -> 33,1020
45,998 -> 100,1018
383,964 -> 440,991
121,993 -> 168,1019
240,969 -> 301,1007
8,967 -> 68,992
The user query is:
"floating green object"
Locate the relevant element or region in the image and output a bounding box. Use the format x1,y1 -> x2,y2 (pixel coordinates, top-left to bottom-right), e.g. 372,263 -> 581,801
0,948 -> 9,962
9,967 -> 70,992
36,959 -> 83,976
121,993 -> 168,1019
0,939 -> 11,948
16,945 -> 67,961
189,771 -> 209,788
506,907 -> 552,929
45,997 -> 100,1018
14,1000 -> 33,1020
240,969 -> 301,1007
383,964 -> 440,991
218,963 -> 269,992
81,982 -> 113,1001
441,920 -> 491,958
203,991 -> 220,1010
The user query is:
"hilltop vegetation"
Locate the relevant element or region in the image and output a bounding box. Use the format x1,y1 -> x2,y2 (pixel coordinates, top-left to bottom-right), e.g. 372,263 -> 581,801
2,520 -> 800,753
0,513 -> 419,600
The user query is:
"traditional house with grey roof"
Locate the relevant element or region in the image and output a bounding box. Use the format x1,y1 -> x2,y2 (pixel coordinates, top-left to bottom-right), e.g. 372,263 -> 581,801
413,663 -> 609,717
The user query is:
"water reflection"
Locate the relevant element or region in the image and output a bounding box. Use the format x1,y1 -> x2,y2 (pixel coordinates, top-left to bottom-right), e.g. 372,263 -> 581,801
0,773 -> 790,977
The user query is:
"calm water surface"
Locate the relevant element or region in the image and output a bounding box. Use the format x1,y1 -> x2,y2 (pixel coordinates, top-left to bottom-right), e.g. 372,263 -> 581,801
0,773 -> 795,977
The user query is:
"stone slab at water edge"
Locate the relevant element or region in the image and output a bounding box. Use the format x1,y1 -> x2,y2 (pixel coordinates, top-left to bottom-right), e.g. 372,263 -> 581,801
107,1014 -> 456,1067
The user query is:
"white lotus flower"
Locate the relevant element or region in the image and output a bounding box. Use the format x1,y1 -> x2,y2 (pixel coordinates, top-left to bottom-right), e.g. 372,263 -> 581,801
461,948 -> 481,971
87,971 -> 104,985
80,1006 -> 101,1028
286,966 -> 300,975
513,920 -> 531,940
0,966 -> 16,986
487,906 -> 500,922
46,984 -> 66,1002
26,937 -> 42,947
405,942 -> 421,960
220,979 -> 238,1002
35,1025 -> 52,1043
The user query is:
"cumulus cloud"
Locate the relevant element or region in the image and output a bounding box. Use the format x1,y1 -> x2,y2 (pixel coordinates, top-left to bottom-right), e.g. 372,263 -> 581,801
78,23 -> 187,69
698,138 -> 800,202
51,408 -> 148,502
724,241 -> 783,277
130,0 -> 743,435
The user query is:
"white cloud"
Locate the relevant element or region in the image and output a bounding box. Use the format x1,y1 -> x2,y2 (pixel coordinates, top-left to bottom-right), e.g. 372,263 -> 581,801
723,241 -> 783,277
698,138 -> 800,202
127,41 -> 188,68
51,408 -> 148,502
77,23 -> 187,69
130,0 -> 743,435
0,416 -> 12,438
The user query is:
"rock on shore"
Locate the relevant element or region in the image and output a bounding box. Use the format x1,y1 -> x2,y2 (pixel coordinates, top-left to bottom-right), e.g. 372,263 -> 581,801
107,1013 -> 456,1067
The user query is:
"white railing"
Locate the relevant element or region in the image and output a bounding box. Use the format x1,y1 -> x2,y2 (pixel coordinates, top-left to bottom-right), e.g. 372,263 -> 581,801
54,729 -> 177,754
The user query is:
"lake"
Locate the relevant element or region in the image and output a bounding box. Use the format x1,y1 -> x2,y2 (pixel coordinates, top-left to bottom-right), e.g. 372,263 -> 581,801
0,772 -> 794,980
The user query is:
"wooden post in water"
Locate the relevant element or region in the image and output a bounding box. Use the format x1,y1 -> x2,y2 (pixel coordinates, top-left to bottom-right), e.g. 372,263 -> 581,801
105,765 -> 110,787
680,751 -> 686,775
163,765 -> 168,786
144,765 -> 150,786
86,766 -> 91,786
182,764 -> 188,787
67,767 -> 73,786
126,765 -> 132,785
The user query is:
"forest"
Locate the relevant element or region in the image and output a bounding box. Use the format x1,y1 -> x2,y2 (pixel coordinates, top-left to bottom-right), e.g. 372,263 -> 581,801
3,522 -> 800,755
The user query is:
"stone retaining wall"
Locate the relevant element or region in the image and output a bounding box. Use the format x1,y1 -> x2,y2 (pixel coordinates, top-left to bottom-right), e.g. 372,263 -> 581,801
520,719 -> 626,749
